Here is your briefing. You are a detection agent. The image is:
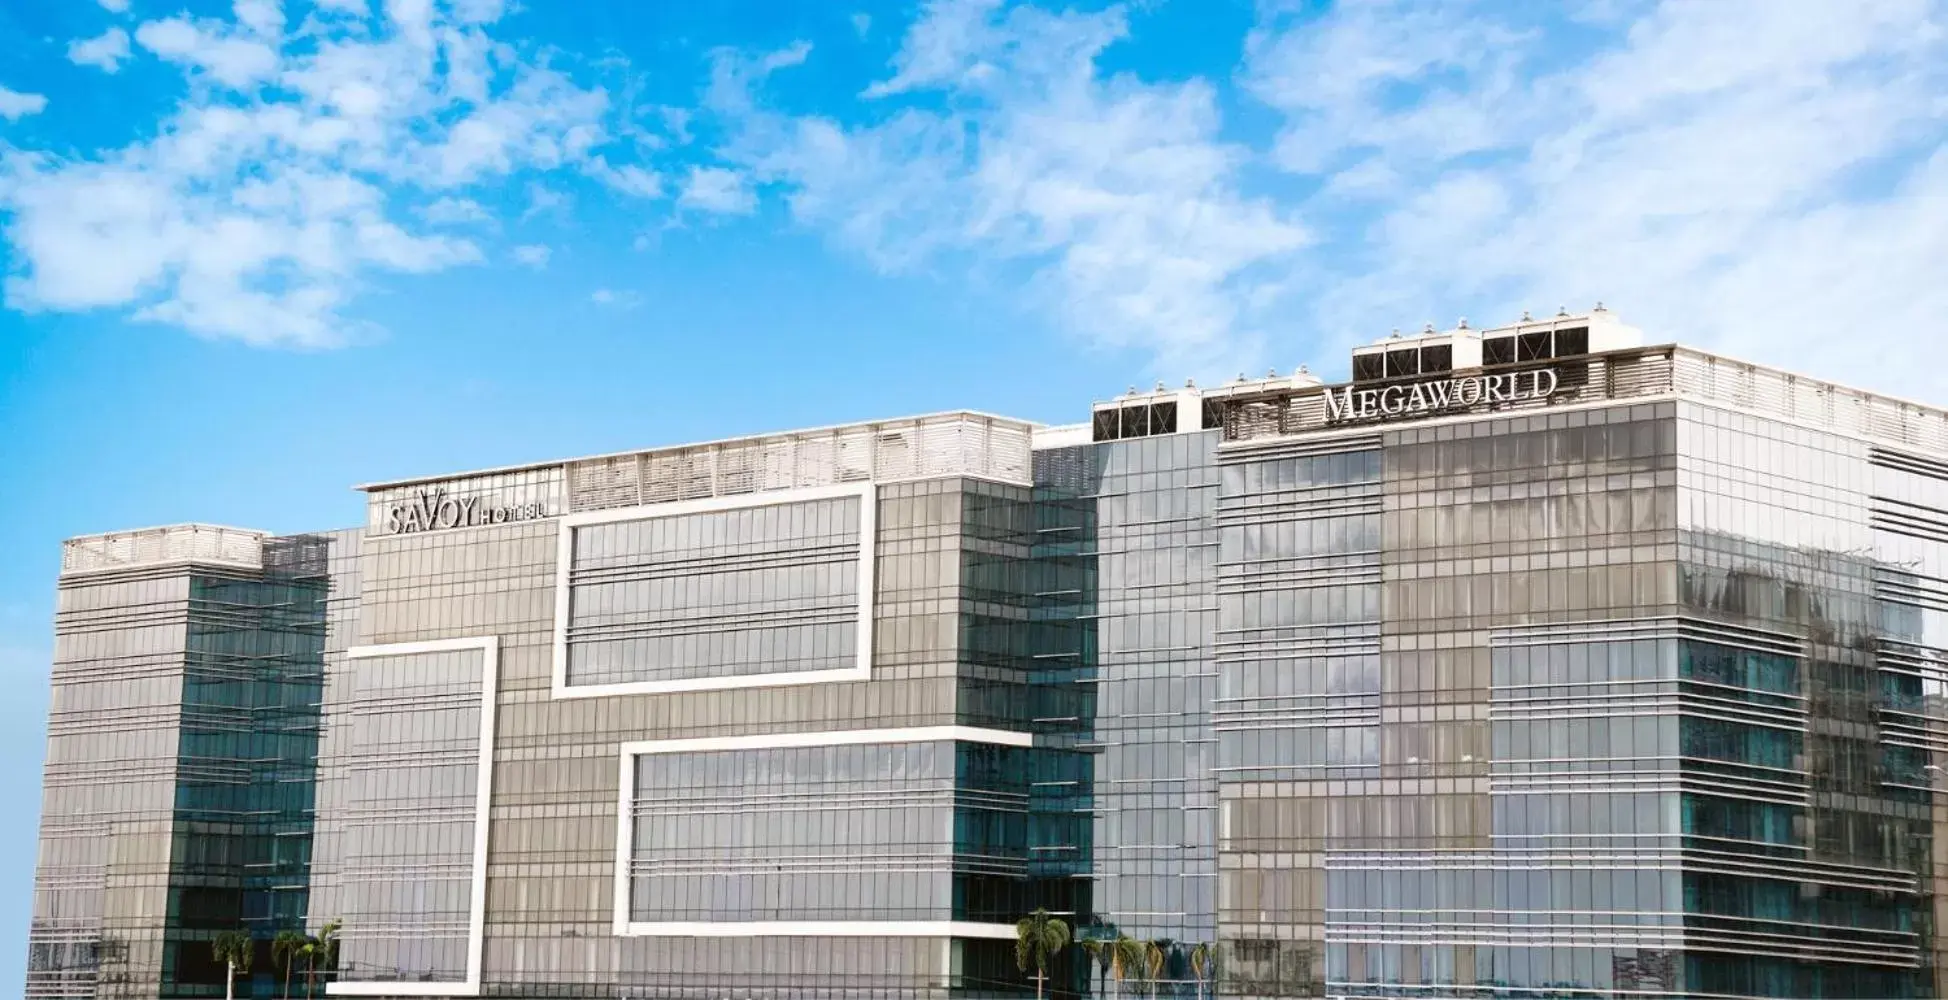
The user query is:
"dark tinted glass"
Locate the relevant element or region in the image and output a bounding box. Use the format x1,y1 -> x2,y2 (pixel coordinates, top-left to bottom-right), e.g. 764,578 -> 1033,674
1555,327 -> 1589,357
1202,398 -> 1225,430
1385,350 -> 1419,378
1353,353 -> 1384,382
1151,402 -> 1177,435
1420,344 -> 1452,373
1518,331 -> 1551,361
1483,337 -> 1515,366
1124,404 -> 1150,438
1092,409 -> 1119,442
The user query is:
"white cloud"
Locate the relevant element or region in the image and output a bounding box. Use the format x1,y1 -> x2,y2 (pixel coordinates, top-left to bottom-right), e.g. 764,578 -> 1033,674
0,0 -> 636,347
851,12 -> 872,38
422,196 -> 491,225
521,183 -> 570,221
512,243 -> 550,268
860,0 -> 1002,98
590,287 -> 640,307
716,0 -> 1306,375
0,86 -> 48,122
135,16 -> 281,89
69,28 -> 133,73
678,165 -> 755,215
97,0 -> 130,11
587,159 -> 662,198
1244,0 -> 1948,399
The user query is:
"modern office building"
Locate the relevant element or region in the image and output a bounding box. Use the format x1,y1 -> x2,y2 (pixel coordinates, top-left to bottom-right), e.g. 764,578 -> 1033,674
24,309 -> 1948,999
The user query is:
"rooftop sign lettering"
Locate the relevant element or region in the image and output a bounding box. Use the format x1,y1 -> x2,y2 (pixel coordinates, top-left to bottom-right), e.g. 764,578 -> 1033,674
1325,369 -> 1560,424
385,487 -> 548,535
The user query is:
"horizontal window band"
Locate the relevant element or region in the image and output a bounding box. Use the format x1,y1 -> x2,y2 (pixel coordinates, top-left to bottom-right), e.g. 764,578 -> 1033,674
1490,702 -> 1807,730
621,726 -> 1034,756
568,604 -> 857,632
1871,445 -> 1948,481
562,664 -> 870,698
1217,437 -> 1385,461
1488,616 -> 1804,656
1319,928 -> 1915,967
1216,500 -> 1385,522
615,920 -> 1017,940
1325,859 -> 1913,895
1321,910 -> 1914,943
575,528 -> 858,555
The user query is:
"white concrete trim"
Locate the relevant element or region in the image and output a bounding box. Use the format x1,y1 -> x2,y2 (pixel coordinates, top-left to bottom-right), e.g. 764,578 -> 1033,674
613,726 -> 1034,938
551,482 -> 876,699
619,920 -> 1018,940
328,983 -> 476,998
329,636 -> 497,998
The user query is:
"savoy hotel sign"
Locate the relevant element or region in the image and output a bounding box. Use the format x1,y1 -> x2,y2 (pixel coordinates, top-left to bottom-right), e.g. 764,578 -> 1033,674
385,487 -> 548,534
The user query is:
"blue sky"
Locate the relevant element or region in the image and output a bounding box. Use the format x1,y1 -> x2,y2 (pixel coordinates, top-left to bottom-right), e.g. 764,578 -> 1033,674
2,0 -> 1947,982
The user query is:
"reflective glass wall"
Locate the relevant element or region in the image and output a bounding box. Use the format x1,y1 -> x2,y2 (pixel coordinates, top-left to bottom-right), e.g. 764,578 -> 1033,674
26,533 -> 335,1000
314,476 -> 1062,998
1186,399 -> 1945,998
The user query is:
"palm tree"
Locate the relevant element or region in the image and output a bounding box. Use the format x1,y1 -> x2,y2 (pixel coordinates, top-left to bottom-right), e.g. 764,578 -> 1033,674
312,919 -> 341,995
271,930 -> 307,1000
1015,909 -> 1071,1000
1080,938 -> 1113,998
1143,939 -> 1168,999
211,931 -> 253,1000
1187,942 -> 1212,1000
1111,935 -> 1146,1000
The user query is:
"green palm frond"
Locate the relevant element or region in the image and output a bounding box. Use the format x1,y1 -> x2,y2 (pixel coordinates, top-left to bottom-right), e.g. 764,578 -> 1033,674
1014,908 -> 1071,974
212,930 -> 253,970
271,931 -> 306,970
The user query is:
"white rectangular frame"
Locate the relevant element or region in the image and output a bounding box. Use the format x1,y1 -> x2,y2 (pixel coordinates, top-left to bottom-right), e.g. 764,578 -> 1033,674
613,726 -> 1033,940
328,636 -> 499,998
552,482 -> 876,699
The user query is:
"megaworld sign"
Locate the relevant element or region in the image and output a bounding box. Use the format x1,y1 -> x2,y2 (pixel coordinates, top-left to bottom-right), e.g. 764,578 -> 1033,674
1325,369 -> 1560,424
385,487 -> 548,535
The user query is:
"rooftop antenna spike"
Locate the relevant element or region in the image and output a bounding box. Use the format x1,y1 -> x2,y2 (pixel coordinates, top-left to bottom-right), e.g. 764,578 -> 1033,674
1267,368 -> 1278,378
1521,310 -> 1532,322
1594,300 -> 1607,312
1557,305 -> 1569,317
1185,377 -> 1196,388
1155,380 -> 1166,392
1457,317 -> 1469,329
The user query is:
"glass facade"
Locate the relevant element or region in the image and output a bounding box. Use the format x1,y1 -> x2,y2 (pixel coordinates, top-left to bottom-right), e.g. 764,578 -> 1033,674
24,341 -> 1948,999
310,644 -> 486,984
27,530 -> 337,999
566,494 -> 865,687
